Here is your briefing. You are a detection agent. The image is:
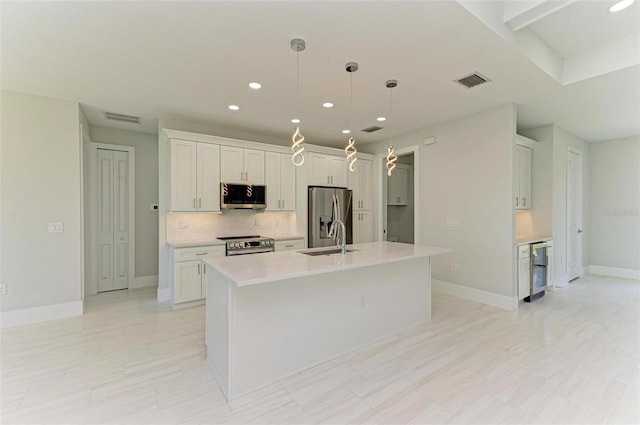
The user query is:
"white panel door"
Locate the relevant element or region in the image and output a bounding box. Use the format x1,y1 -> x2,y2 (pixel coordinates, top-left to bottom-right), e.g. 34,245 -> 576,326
244,149 -> 265,185
567,149 -> 583,281
354,211 -> 374,244
170,140 -> 197,211
279,153 -> 296,211
220,146 -> 245,183
97,149 -> 130,292
197,143 -> 220,211
265,152 -> 281,211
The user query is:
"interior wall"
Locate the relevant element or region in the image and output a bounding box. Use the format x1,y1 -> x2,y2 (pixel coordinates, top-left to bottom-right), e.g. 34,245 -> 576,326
369,104 -> 516,297
90,126 -> 159,279
589,136 -> 640,272
0,90 -> 82,311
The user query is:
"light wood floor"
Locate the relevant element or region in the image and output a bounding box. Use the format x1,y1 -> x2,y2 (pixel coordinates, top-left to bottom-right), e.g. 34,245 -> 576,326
2,274 -> 638,424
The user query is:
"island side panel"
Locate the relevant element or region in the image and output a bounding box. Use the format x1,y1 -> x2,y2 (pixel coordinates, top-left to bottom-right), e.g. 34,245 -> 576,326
205,266 -> 231,399
228,257 -> 431,399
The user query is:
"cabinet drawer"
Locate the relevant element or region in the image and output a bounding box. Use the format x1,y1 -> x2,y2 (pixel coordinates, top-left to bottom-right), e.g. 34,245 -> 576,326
518,244 -> 530,259
275,239 -> 305,251
173,245 -> 225,262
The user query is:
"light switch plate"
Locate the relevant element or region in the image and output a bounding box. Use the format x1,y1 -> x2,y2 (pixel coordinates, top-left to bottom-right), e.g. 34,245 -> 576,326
48,222 -> 63,233
445,218 -> 458,227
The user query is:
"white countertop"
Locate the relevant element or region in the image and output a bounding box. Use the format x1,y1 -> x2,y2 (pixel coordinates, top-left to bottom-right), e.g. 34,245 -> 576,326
204,241 -> 452,287
515,235 -> 553,246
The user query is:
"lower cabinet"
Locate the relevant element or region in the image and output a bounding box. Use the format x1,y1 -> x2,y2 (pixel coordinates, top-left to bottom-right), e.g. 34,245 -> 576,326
171,245 -> 225,304
517,244 -> 531,300
353,211 -> 374,244
274,238 -> 305,252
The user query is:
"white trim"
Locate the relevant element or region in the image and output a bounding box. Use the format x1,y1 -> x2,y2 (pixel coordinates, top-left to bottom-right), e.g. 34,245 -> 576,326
157,287 -> 170,302
587,265 -> 640,280
131,275 -> 158,289
432,279 -> 517,311
1,301 -> 83,328
87,143 -> 136,296
566,145 -> 583,281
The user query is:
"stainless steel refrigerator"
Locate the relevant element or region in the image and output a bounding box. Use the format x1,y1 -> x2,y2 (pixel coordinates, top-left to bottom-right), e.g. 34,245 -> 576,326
308,186 -> 353,248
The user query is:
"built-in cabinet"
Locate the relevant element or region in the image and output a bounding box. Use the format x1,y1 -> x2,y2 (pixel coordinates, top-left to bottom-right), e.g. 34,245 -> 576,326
274,237 -> 305,251
265,152 -> 296,211
220,146 -> 265,185
514,144 -> 532,210
170,140 -> 220,212
350,158 -> 374,243
308,153 -> 348,187
353,211 -> 374,244
387,164 -> 409,206
517,244 -> 530,300
172,245 -> 225,304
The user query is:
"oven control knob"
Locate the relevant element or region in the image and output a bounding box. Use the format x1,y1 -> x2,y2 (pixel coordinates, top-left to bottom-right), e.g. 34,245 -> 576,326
269,240 -> 273,246
234,243 -> 239,248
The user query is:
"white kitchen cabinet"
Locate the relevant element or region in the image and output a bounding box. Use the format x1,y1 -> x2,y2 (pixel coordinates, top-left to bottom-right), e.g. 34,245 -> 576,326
387,164 -> 409,206
350,158 -> 373,211
353,211 -> 374,244
515,144 -> 532,210
265,152 -> 296,211
171,245 -> 225,304
274,238 -> 305,251
170,139 -> 220,212
308,153 -> 348,187
517,244 -> 531,300
220,146 -> 265,185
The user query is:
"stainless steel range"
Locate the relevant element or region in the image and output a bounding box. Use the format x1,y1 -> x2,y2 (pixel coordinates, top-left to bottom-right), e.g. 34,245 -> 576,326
218,235 -> 275,256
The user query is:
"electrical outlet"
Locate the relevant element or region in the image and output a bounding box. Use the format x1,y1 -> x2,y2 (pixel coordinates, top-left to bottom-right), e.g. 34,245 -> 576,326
450,262 -> 458,272
150,204 -> 159,212
48,222 -> 63,233
178,221 -> 189,230
445,218 -> 458,227
0,284 -> 7,295
254,218 -> 260,226
359,293 -> 366,308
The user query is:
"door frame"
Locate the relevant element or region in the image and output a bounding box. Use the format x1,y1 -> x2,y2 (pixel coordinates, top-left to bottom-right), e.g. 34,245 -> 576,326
566,145 -> 583,281
86,143 -> 136,296
377,144 -> 420,243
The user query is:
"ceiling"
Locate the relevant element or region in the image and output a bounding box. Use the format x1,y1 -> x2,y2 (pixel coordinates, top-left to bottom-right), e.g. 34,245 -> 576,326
2,1 -> 639,148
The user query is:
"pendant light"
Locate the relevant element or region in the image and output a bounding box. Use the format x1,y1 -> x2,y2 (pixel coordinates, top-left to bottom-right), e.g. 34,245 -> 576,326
344,62 -> 359,172
290,38 -> 306,166
385,79 -> 398,176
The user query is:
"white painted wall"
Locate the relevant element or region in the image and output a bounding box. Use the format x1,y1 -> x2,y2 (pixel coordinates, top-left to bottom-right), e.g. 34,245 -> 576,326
1,91 -> 82,312
368,104 -> 516,297
90,126 -> 159,279
589,136 -> 640,272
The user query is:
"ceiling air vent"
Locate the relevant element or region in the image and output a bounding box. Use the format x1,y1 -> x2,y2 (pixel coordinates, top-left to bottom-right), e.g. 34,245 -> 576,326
104,111 -> 141,124
454,72 -> 491,89
361,125 -> 383,133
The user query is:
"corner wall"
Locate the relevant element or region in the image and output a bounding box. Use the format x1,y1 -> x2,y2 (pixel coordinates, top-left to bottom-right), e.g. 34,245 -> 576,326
1,91 -> 83,325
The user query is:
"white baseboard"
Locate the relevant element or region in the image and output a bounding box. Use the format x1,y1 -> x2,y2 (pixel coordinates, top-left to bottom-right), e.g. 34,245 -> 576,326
157,287 -> 170,302
131,275 -> 158,289
1,300 -> 83,328
587,265 -> 640,280
553,274 -> 570,288
432,279 -> 517,311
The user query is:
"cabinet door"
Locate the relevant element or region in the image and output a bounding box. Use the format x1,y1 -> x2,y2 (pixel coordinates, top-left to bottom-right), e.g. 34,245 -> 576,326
518,257 -> 530,300
330,156 -> 348,187
170,140 -> 197,211
354,211 -> 374,244
309,153 -> 331,186
244,149 -> 265,184
174,260 -> 202,303
220,146 -> 245,184
355,159 -> 373,210
265,152 -> 281,211
274,238 -> 305,251
279,153 -> 296,211
517,145 -> 532,210
387,166 -> 408,205
197,143 -> 220,211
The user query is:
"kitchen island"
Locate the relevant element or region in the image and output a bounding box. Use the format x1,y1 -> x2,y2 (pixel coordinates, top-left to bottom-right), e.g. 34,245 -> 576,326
204,241 -> 451,400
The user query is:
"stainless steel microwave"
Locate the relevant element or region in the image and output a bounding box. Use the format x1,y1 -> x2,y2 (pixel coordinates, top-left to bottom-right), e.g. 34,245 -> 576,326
220,183 -> 266,210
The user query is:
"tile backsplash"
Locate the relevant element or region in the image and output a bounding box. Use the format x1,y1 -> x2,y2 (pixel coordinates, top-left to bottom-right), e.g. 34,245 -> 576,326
167,211 -> 297,241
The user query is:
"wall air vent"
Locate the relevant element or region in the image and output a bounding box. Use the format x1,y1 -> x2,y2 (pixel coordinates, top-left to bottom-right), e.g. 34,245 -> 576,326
454,72 -> 491,89
361,125 -> 383,133
104,112 -> 141,124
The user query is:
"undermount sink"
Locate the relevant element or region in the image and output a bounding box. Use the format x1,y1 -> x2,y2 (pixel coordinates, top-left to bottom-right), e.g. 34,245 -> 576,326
299,248 -> 357,256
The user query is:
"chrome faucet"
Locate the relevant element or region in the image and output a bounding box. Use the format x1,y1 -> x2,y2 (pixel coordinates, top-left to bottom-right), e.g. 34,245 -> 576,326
334,219 -> 347,254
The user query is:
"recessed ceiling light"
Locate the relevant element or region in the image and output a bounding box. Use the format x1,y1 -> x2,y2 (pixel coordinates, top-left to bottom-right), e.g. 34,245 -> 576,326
322,102 -> 334,108
376,117 -> 387,122
609,0 -> 634,12
228,105 -> 240,111
342,129 -> 351,134
291,118 -> 301,124
249,82 -> 262,89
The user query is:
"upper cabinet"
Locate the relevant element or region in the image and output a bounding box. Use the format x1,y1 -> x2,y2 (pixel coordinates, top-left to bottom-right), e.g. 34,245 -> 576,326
265,152 -> 296,212
308,153 -> 348,187
170,139 -> 220,212
515,144 -> 532,210
220,146 -> 265,185
387,164 -> 409,206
